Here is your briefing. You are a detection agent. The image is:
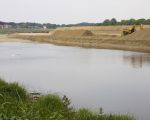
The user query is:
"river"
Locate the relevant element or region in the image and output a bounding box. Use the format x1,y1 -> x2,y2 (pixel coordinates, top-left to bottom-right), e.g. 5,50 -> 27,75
0,42 -> 150,120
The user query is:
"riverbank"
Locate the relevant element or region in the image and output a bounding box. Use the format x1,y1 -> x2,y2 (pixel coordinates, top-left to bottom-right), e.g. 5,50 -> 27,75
0,34 -> 30,43
0,78 -> 135,120
1,26 -> 150,53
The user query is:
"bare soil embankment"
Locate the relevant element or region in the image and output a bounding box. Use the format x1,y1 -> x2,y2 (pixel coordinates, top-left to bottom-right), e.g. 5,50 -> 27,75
8,26 -> 150,52
0,34 -> 30,42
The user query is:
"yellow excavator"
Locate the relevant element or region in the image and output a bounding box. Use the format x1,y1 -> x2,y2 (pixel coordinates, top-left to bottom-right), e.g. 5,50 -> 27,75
123,25 -> 143,36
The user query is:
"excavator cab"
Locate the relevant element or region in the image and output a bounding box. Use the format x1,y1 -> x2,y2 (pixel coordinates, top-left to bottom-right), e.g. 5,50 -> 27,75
123,24 -> 143,36
123,25 -> 136,36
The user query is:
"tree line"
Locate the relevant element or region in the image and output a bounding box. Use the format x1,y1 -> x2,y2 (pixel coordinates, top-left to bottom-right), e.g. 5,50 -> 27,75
1,18 -> 150,29
98,18 -> 150,26
6,22 -> 59,29
6,22 -> 96,28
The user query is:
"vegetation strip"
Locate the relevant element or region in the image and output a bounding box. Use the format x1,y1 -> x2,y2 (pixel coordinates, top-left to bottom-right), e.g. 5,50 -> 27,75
0,78 -> 135,120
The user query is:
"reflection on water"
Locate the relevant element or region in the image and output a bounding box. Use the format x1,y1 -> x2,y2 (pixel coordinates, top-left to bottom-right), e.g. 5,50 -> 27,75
123,53 -> 150,68
0,42 -> 150,120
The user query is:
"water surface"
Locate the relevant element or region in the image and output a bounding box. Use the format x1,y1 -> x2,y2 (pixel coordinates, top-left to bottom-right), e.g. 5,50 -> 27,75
0,42 -> 150,120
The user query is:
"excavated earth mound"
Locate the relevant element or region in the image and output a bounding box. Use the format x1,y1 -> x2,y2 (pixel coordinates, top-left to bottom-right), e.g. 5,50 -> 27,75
51,29 -> 94,37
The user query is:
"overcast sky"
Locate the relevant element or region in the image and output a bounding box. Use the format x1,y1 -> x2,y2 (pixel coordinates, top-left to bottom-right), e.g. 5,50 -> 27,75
0,0 -> 149,24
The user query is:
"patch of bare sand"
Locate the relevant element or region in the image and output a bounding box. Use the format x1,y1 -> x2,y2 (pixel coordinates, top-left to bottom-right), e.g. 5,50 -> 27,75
16,33 -> 51,36
0,34 -> 31,43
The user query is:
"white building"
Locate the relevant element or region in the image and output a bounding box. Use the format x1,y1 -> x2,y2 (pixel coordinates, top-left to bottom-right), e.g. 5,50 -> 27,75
43,25 -> 47,30
0,22 -> 12,29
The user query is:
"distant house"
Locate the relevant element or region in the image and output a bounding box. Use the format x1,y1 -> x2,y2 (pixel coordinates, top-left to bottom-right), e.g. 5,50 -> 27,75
0,21 -> 12,29
43,25 -> 47,30
0,21 -> 5,29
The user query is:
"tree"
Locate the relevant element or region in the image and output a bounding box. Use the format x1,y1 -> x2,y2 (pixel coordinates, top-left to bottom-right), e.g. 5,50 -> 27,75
120,20 -> 128,25
136,18 -> 146,25
110,18 -> 117,25
146,19 -> 150,24
128,19 -> 136,25
103,19 -> 111,25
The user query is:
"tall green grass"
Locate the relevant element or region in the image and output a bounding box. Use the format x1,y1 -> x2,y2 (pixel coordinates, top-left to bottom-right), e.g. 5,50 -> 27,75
0,82 -> 27,101
0,78 -> 135,120
0,79 -> 8,87
75,109 -> 135,120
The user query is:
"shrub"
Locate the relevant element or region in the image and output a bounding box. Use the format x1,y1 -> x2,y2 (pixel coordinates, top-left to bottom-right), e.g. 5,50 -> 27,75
0,82 -> 27,101
0,79 -> 8,87
32,94 -> 66,119
75,109 -> 97,120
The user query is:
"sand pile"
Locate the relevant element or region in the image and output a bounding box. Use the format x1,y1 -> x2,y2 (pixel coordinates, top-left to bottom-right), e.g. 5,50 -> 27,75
51,29 -> 94,37
123,28 -> 150,40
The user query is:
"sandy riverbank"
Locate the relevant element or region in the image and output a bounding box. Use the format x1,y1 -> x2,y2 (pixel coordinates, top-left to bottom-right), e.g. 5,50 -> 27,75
1,26 -> 150,53
0,34 -> 31,43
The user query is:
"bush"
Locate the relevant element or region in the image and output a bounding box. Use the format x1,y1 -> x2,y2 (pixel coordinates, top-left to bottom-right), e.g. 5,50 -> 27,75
32,94 -> 66,119
0,79 -> 8,87
0,82 -> 27,101
75,109 -> 97,120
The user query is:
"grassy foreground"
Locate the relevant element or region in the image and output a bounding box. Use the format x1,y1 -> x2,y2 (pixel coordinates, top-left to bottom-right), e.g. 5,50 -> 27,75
0,78 -> 135,120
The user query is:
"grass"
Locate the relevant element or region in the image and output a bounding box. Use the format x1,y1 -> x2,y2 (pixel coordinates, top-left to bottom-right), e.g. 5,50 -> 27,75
0,78 -> 135,120
75,109 -> 135,120
0,28 -> 54,34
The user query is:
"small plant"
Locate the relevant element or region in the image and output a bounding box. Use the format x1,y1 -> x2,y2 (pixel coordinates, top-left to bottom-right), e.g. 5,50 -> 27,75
99,107 -> 104,115
62,95 -> 74,120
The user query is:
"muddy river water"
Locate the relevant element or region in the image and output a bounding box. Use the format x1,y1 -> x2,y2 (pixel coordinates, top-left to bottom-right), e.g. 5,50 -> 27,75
0,42 -> 150,120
